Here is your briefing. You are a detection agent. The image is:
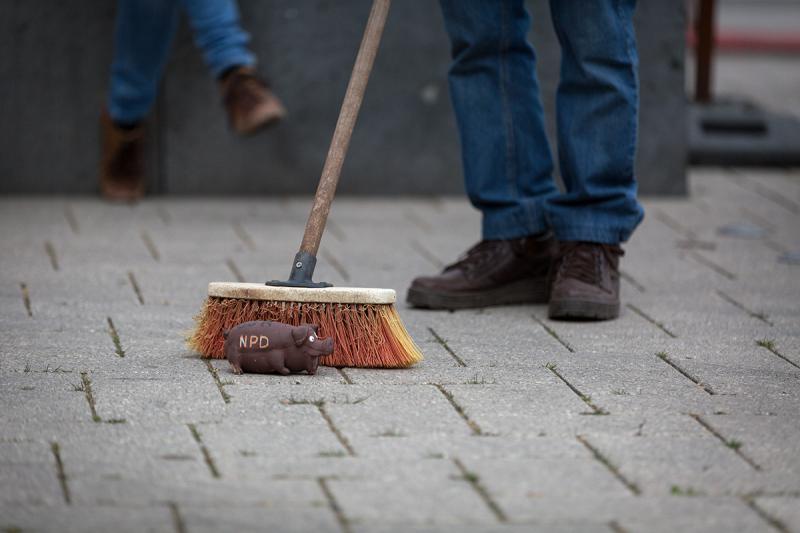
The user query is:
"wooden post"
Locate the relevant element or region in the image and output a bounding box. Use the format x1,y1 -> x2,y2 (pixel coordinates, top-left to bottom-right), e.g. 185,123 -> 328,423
695,0 -> 716,103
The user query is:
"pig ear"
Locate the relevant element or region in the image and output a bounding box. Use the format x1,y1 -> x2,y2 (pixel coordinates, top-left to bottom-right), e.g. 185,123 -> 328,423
310,324 -> 320,333
291,326 -> 306,346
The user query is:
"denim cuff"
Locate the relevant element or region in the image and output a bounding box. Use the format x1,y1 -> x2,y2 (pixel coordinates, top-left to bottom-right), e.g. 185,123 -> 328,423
210,51 -> 257,79
482,204 -> 549,240
550,224 -> 635,244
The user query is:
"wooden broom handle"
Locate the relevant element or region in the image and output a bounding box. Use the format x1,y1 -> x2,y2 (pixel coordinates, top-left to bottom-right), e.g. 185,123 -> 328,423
299,0 -> 391,257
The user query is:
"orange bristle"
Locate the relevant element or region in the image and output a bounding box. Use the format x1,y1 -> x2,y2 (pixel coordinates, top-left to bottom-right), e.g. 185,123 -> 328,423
188,297 -> 423,368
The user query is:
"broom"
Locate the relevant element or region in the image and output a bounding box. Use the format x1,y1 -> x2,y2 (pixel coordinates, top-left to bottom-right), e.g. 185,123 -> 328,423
188,0 -> 422,368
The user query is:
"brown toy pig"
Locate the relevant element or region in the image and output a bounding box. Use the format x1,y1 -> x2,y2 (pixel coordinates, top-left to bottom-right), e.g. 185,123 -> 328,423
223,320 -> 334,375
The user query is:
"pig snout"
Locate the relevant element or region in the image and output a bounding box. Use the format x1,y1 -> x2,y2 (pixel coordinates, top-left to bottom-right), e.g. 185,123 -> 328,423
318,337 -> 333,352
301,335 -> 334,357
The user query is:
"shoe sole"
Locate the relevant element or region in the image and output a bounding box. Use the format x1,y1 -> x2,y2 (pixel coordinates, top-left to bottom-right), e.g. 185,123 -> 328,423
406,278 -> 548,310
234,99 -> 287,136
548,299 -> 619,321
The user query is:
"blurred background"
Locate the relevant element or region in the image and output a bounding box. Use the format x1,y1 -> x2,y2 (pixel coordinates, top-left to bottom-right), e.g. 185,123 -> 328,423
0,0 -> 797,197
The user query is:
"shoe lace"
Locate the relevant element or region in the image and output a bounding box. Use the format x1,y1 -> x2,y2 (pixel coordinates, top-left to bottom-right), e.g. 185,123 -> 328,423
555,242 -> 622,285
443,240 -> 504,274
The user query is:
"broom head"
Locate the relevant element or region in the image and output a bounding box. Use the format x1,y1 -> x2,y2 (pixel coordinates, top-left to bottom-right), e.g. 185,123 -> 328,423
188,282 -> 423,368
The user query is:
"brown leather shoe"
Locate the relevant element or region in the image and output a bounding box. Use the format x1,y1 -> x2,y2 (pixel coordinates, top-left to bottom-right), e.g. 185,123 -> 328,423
220,66 -> 286,135
100,110 -> 145,202
406,233 -> 557,309
548,242 -> 624,320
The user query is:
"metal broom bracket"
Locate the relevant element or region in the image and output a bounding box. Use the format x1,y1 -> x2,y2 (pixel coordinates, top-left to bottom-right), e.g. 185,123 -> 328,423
266,251 -> 332,289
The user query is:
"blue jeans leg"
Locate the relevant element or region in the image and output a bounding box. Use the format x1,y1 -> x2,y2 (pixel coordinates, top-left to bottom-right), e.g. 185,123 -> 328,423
108,0 -> 255,124
180,0 -> 256,78
439,0 -> 559,240
108,0 -> 180,124
545,0 -> 644,244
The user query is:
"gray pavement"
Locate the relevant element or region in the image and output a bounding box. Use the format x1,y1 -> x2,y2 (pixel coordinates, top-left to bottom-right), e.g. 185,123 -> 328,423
1,167 -> 799,532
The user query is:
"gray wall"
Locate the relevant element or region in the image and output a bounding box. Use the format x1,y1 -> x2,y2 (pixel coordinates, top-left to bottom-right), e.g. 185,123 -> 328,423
0,1 -> 686,196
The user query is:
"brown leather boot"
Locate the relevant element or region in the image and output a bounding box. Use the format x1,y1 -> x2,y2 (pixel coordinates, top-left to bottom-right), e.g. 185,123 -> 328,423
100,111 -> 146,202
548,242 -> 624,320
406,233 -> 557,310
220,66 -> 286,135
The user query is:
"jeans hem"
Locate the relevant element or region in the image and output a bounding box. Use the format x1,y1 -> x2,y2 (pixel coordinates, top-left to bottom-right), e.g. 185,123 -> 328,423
482,208 -> 549,240
551,224 -> 633,244
209,52 -> 257,79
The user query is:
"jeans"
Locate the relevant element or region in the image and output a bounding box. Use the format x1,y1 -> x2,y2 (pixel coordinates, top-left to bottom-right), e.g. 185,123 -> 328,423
108,0 -> 255,124
439,0 -> 644,244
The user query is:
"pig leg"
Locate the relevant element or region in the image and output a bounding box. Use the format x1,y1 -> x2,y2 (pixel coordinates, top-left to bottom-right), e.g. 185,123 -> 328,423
266,352 -> 291,375
228,354 -> 243,375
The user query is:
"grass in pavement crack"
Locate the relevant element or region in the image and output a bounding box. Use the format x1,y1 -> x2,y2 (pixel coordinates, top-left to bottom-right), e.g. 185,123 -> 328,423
168,502 -> 187,533
283,398 -> 355,456
741,495 -> 791,533
655,351 -> 714,395
453,458 -> 507,523
577,435 -> 640,495
545,363 -> 608,415
107,317 -> 125,357
232,221 -> 256,251
127,271 -> 145,305
64,204 -> 79,234
626,304 -> 677,338
434,384 -> 487,435
140,230 -> 160,261
336,368 -> 354,385
50,442 -> 71,504
188,423 -> 220,478
428,327 -> 467,367
317,403 -> 355,456
225,258 -> 245,282
687,251 -> 737,280
44,241 -> 59,271
321,248 -> 351,282
80,372 -> 101,423
532,315 -> 574,352
19,282 -> 32,317
410,239 -> 445,268
716,290 -> 772,325
204,360 -> 231,403
756,339 -> 800,370
619,269 -> 646,293
318,477 -> 352,533
690,414 -> 760,470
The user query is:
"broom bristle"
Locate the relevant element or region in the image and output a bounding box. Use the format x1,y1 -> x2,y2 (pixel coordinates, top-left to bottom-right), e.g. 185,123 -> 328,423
187,297 -> 423,368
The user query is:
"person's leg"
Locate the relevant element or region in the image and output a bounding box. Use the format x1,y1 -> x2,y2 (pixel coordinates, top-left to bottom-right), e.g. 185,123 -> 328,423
545,0 -> 644,243
103,0 -> 180,201
108,0 -> 181,124
546,0 -> 643,320
406,0 -> 558,310
180,0 -> 285,134
440,0 -> 559,240
179,0 -> 255,78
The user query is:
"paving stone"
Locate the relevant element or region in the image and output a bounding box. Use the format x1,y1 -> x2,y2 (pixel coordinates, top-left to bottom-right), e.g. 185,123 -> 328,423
178,504 -> 339,533
514,496 -> 771,532
0,504 -> 173,533
326,460 -> 498,526
753,496 -> 800,533
0,463 -> 64,506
